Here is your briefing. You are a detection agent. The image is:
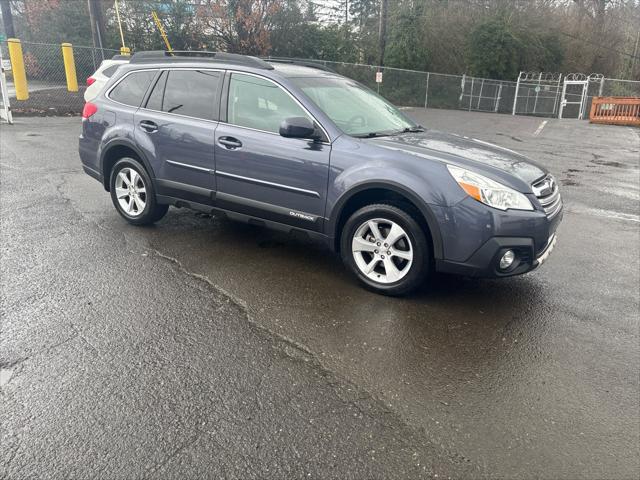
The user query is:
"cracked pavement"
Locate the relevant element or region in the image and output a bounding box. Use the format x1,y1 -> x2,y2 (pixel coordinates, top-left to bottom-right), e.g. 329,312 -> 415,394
1,111 -> 639,479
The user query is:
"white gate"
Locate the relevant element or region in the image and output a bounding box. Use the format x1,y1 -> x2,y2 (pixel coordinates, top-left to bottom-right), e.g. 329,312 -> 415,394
558,73 -> 603,120
512,72 -> 563,117
559,74 -> 588,119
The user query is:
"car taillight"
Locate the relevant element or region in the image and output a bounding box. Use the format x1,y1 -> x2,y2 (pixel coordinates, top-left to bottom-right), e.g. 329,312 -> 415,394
82,102 -> 98,119
86,76 -> 96,86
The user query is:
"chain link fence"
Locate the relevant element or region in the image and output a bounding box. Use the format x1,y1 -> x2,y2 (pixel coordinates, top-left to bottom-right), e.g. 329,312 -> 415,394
274,58 -> 639,119
291,59 -> 519,114
1,43 -> 638,119
1,41 -> 118,115
599,78 -> 640,97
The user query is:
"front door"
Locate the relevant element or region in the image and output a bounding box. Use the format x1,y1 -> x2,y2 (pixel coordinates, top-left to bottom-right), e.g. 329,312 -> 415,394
135,68 -> 222,205
214,72 -> 331,231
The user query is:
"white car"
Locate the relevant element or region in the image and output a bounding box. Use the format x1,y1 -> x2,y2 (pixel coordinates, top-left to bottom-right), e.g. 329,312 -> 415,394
84,57 -> 129,102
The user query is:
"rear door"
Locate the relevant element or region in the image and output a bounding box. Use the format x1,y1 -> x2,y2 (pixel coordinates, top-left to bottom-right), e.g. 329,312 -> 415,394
135,68 -> 222,206
214,72 -> 331,231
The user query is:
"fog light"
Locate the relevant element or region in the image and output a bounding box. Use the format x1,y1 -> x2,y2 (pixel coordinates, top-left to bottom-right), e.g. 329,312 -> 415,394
499,250 -> 515,270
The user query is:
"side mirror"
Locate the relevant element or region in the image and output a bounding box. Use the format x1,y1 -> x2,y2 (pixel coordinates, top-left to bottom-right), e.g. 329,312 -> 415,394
279,116 -> 319,140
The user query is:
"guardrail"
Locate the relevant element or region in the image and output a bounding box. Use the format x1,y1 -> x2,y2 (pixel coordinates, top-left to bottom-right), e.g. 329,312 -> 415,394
589,96 -> 640,126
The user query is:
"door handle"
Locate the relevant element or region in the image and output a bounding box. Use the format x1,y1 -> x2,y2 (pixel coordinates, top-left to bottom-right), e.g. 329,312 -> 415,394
139,120 -> 158,133
218,137 -> 242,150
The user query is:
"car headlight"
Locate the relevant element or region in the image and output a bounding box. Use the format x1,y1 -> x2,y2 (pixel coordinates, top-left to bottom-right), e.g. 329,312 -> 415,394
447,165 -> 533,211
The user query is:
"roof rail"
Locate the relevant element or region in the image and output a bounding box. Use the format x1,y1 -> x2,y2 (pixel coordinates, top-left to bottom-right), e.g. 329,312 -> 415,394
266,58 -> 336,73
129,50 -> 274,70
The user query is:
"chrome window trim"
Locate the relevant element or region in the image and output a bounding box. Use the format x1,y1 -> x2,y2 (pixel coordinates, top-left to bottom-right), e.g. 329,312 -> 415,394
216,170 -> 321,198
224,70 -> 332,143
166,159 -> 213,173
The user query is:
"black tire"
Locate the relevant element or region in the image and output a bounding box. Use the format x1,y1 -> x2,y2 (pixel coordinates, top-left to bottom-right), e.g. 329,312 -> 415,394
109,157 -> 168,226
340,203 -> 430,296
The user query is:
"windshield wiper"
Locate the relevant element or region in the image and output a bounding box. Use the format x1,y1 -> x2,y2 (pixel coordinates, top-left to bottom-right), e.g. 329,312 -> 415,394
353,126 -> 424,138
352,131 -> 392,138
398,126 -> 425,134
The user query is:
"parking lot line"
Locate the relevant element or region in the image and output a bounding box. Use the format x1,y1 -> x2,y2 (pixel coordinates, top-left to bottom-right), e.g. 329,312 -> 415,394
533,120 -> 548,136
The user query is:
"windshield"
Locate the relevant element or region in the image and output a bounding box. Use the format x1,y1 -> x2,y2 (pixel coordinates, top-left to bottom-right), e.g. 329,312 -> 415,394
290,76 -> 418,137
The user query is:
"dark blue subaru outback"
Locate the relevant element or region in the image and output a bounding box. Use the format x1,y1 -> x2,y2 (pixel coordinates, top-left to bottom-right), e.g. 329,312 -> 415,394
79,51 -> 562,295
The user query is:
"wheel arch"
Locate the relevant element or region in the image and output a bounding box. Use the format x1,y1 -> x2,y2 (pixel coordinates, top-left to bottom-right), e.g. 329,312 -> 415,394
329,181 -> 443,260
100,140 -> 155,192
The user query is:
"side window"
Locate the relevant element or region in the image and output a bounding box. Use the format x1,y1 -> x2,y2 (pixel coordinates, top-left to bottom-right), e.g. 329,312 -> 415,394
102,64 -> 120,78
109,70 -> 156,107
161,70 -> 220,120
145,71 -> 167,111
228,73 -> 311,134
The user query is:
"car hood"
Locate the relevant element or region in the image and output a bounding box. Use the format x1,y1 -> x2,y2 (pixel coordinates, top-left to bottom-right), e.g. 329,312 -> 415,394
368,129 -> 547,187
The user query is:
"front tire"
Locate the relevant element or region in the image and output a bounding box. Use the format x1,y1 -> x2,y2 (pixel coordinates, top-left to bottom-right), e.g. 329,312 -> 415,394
340,203 -> 430,296
109,157 -> 168,225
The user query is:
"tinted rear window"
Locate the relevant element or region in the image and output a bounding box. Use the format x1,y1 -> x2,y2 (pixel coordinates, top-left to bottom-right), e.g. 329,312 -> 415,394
109,70 -> 156,107
160,70 -> 220,120
102,64 -> 120,78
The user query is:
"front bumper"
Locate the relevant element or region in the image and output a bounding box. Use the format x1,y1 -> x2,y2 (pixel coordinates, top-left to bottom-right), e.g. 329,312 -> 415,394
433,196 -> 562,278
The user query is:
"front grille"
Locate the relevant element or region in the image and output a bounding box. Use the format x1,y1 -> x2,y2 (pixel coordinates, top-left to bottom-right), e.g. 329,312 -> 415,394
532,175 -> 562,218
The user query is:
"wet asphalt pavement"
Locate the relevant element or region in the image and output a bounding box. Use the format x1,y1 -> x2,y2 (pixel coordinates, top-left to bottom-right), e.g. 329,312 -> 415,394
1,110 -> 638,479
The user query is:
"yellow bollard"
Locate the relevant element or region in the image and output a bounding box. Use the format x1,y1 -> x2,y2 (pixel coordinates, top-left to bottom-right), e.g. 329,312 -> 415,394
7,38 -> 28,100
120,46 -> 131,56
61,43 -> 78,92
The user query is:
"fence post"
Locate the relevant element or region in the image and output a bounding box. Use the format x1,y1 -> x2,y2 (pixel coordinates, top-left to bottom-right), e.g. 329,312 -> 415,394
598,77 -> 604,97
424,72 -> 430,109
512,71 -> 522,115
477,78 -> 484,110
61,43 -> 78,92
7,38 -> 28,100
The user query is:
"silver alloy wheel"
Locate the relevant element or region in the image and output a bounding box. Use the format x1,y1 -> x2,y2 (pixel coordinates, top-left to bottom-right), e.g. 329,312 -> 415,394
114,167 -> 147,217
351,218 -> 413,284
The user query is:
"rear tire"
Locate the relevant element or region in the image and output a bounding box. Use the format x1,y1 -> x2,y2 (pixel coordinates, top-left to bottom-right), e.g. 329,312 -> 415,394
340,203 -> 430,296
109,157 -> 168,225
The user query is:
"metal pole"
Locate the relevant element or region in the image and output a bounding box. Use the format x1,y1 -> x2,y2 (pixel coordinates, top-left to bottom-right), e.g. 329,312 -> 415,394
598,76 -> 604,97
477,79 -> 484,110
533,73 -> 541,114
114,0 -> 127,52
495,83 -> 503,112
424,72 -> 430,109
0,0 -> 16,38
512,72 -> 522,115
61,43 -> 78,92
558,81 -> 567,119
469,77 -> 474,111
377,0 -> 388,68
7,38 -> 27,100
552,75 -> 562,116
